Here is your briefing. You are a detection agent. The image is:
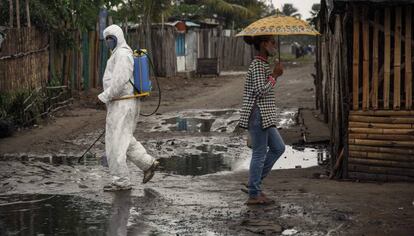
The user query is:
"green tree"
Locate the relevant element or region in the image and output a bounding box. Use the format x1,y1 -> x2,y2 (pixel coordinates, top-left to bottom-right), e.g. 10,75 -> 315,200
307,3 -> 320,26
281,3 -> 301,19
169,0 -> 267,29
0,0 -> 120,48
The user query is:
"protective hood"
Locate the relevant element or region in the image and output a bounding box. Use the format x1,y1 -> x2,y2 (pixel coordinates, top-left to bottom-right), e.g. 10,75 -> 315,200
103,24 -> 132,53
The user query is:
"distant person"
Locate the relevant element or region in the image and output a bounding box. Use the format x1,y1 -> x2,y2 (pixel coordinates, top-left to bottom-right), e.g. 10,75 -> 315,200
295,44 -> 301,58
240,35 -> 286,205
98,24 -> 159,191
299,45 -> 305,57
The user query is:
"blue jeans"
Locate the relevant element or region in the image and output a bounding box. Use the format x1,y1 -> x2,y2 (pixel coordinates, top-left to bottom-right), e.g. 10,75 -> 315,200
248,105 -> 285,197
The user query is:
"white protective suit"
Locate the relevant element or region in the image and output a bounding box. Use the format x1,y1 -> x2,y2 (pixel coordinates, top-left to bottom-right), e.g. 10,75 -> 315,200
98,25 -> 155,187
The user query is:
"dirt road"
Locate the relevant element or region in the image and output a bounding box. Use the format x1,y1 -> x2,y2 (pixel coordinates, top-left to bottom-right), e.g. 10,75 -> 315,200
1,62 -> 413,235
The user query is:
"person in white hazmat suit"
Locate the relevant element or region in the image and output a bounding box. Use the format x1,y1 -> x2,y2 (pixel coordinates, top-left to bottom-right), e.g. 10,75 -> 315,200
98,24 -> 159,191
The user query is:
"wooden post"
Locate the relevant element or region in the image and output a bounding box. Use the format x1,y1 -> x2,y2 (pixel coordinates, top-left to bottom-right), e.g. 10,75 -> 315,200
71,48 -> 76,90
94,30 -> 99,88
25,0 -> 30,27
353,6 -> 360,110
362,7 -> 370,110
405,6 -> 412,109
15,0 -> 20,29
372,10 -> 379,109
384,8 -> 391,109
394,7 -> 402,109
82,32 -> 89,90
9,0 -> 13,28
88,31 -> 95,88
77,31 -> 82,90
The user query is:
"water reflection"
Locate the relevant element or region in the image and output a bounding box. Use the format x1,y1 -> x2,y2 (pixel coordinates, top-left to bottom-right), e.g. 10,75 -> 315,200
157,145 -> 328,176
158,153 -> 231,176
0,193 -> 156,236
0,194 -> 110,235
232,146 -> 329,171
107,191 -> 131,236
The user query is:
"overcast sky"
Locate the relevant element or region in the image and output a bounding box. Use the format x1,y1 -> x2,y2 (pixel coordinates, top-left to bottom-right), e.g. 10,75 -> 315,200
270,0 -> 320,20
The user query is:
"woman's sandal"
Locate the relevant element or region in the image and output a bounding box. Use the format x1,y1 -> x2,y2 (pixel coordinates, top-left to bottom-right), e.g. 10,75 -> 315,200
245,195 -> 275,205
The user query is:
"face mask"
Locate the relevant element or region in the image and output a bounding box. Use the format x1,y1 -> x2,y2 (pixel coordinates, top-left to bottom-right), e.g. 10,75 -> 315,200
105,36 -> 117,51
265,41 -> 277,56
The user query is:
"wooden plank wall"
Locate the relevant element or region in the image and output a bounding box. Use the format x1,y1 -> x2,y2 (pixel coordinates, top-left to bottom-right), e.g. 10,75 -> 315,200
348,5 -> 414,181
351,5 -> 413,111
348,110 -> 414,181
316,4 -> 414,181
0,28 -> 49,92
127,26 -> 177,77
198,29 -> 254,71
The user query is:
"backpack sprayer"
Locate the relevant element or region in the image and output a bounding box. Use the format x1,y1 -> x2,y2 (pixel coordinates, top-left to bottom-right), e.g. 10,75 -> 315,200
78,49 -> 161,163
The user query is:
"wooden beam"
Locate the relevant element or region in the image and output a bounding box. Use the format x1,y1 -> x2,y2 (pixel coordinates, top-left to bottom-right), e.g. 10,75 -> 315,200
348,164 -> 414,177
372,10 -> 379,109
384,8 -> 391,109
348,172 -> 414,182
406,6 -> 413,109
349,133 -> 414,141
394,7 -> 402,109
362,7 -> 370,110
349,138 -> 414,148
348,127 -> 414,135
349,110 -> 414,116
353,6 -> 360,110
349,151 -> 414,163
349,157 -> 414,168
349,115 -> 414,124
368,20 -> 414,47
349,121 -> 414,129
348,144 -> 414,155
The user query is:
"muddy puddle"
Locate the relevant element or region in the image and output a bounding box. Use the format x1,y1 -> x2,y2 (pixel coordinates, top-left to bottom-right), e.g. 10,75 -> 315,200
144,108 -> 297,133
156,142 -> 328,176
0,108 -> 328,176
0,194 -> 110,235
0,193 -> 156,236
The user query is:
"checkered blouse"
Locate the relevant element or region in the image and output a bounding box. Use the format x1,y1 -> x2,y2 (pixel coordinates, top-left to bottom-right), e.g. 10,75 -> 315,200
238,56 -> 278,129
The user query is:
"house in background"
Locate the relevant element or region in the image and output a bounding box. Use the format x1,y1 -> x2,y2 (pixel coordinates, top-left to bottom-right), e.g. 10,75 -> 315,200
169,21 -> 201,73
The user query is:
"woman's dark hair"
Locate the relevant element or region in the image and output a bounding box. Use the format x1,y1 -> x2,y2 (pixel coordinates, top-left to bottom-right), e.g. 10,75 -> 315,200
243,35 -> 273,51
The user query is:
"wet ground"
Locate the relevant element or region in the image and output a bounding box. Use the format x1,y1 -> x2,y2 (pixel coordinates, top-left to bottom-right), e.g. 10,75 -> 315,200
0,108 -> 336,235
1,64 -> 413,235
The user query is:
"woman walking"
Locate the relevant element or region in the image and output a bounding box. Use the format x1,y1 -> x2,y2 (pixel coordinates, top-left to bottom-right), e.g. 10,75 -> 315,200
239,35 -> 286,205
